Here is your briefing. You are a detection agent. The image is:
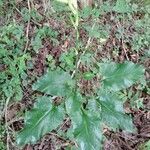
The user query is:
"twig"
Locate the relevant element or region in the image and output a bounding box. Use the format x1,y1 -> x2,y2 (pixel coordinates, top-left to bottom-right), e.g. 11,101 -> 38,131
24,0 -> 31,53
121,39 -> 129,61
4,98 -> 19,149
59,142 -> 72,148
57,117 -> 70,132
4,97 -> 10,150
43,0 -> 48,13
50,132 -> 67,141
50,132 -> 77,147
116,18 -> 129,61
7,126 -> 19,148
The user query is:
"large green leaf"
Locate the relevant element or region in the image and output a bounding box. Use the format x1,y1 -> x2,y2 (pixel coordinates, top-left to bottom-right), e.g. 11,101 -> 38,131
16,96 -> 65,146
65,92 -> 82,118
32,70 -> 73,97
98,91 -> 133,132
66,93 -> 102,149
99,62 -> 144,91
65,92 -> 83,138
86,98 -> 101,119
72,111 -> 102,150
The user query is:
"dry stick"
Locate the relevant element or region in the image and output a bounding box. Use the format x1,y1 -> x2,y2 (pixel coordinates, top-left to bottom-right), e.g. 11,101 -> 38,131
121,38 -> 129,61
121,13 -> 129,61
50,132 -> 68,141
4,97 -> 10,150
71,23 -> 95,79
4,99 -> 20,149
7,126 -> 19,149
43,0 -> 50,13
116,18 -> 129,61
57,117 -> 70,132
59,142 -> 71,147
24,0 -> 31,53
43,0 -> 47,13
50,132 -> 76,147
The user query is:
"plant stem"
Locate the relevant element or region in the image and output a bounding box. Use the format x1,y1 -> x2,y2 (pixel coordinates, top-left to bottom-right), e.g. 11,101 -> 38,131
71,23 -> 96,79
71,22 -> 96,94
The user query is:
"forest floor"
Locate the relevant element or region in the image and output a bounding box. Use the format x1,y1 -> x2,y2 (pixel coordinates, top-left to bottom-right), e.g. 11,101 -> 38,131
0,0 -> 150,150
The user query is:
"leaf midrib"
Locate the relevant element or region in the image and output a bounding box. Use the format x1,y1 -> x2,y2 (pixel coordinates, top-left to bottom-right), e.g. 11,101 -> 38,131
30,107 -> 52,132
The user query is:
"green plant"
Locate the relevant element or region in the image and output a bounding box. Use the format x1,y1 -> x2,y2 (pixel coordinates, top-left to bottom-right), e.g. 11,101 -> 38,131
16,61 -> 144,149
0,23 -> 30,101
15,1 -> 145,150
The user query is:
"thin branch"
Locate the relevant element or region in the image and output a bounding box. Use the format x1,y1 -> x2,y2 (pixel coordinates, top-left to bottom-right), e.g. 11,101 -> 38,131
4,97 -> 10,150
57,117 -> 70,132
121,38 -> 129,61
24,0 -> 31,53
116,18 -> 129,61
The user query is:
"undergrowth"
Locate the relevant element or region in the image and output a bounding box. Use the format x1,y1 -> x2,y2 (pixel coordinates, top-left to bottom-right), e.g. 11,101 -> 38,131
0,0 -> 150,149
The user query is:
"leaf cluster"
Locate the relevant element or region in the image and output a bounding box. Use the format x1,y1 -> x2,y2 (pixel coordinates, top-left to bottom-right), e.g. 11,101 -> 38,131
16,61 -> 144,149
0,23 -> 30,101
